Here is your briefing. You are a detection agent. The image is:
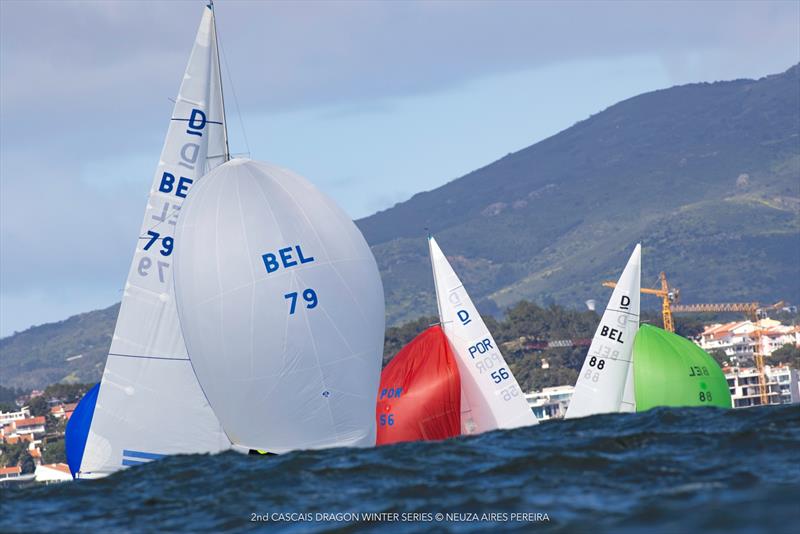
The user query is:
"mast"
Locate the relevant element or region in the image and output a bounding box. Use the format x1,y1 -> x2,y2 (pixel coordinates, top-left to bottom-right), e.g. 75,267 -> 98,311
209,0 -> 231,162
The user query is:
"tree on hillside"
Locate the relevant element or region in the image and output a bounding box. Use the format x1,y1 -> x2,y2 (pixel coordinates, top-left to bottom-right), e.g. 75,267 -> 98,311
43,383 -> 93,404
674,316 -> 708,338
19,453 -> 35,474
0,441 -> 28,468
383,315 -> 439,365
0,385 -> 21,405
495,301 -> 598,345
771,344 -> 800,369
709,349 -> 729,367
511,356 -> 578,392
42,439 -> 66,464
28,395 -> 49,417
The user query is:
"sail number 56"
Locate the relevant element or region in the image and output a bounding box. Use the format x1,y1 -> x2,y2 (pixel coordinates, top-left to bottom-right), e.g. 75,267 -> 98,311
285,288 -> 318,315
491,368 -> 510,383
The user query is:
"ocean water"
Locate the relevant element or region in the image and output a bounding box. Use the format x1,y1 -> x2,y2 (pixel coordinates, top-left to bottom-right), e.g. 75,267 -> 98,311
2,404 -> 798,533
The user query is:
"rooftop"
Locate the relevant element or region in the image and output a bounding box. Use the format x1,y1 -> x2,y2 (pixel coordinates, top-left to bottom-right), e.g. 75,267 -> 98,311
0,466 -> 22,476
15,416 -> 46,427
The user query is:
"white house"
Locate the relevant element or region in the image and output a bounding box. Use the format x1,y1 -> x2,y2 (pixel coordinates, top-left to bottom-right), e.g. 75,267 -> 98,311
13,416 -> 46,438
0,466 -> 22,480
526,385 -> 574,421
724,365 -> 800,409
698,319 -> 799,361
0,406 -> 31,426
34,463 -> 72,483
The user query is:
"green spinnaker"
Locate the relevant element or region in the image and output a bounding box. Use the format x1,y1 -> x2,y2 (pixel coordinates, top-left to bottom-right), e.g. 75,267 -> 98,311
634,324 -> 731,411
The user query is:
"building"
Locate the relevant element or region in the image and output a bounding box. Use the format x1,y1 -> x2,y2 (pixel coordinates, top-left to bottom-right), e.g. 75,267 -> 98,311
698,320 -> 799,362
725,365 -> 800,409
13,416 -> 46,438
0,406 -> 31,426
526,385 -> 574,421
0,433 -> 33,446
1,416 -> 47,444
29,446 -> 42,466
50,402 -> 78,420
34,463 -> 72,483
0,466 -> 22,480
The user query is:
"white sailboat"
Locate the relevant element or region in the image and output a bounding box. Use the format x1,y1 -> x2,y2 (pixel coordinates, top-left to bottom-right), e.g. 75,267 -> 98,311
564,244 -> 641,419
429,236 -> 538,434
71,4 -> 231,478
173,160 -> 386,453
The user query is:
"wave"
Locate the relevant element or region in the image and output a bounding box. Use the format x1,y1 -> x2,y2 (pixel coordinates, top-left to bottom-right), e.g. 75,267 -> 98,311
2,404 -> 798,532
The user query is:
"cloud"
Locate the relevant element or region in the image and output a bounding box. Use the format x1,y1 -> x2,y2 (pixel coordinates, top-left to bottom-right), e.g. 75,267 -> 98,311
1,0 -> 798,335
2,1 -> 798,132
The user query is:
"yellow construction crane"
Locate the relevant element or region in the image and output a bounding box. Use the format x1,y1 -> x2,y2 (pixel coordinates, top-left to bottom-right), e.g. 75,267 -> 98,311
672,300 -> 785,406
602,270 -> 785,405
602,272 -> 680,332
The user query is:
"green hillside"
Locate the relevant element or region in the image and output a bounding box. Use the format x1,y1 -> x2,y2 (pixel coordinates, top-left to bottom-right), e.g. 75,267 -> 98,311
359,64 -> 800,324
0,305 -> 118,390
1,65 -> 798,389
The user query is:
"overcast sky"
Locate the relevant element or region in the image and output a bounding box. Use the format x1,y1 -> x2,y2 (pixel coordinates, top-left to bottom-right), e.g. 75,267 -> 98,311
1,0 -> 798,336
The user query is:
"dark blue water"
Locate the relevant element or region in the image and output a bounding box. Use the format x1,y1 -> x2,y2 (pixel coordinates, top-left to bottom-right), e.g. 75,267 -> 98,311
2,405 -> 798,533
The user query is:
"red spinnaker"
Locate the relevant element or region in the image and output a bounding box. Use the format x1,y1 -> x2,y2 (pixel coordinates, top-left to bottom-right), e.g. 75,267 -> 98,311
376,325 -> 461,445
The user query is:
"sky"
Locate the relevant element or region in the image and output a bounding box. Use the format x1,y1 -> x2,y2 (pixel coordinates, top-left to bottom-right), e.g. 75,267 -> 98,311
1,0 -> 798,337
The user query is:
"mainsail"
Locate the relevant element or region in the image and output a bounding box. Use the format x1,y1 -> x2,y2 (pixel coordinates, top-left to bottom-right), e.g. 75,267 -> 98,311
429,236 -> 538,434
376,326 -> 461,445
565,244 -> 641,419
74,5 -> 231,478
633,325 -> 732,410
173,159 -> 386,452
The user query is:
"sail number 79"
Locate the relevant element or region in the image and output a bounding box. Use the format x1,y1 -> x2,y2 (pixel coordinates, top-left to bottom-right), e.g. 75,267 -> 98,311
285,289 -> 318,315
142,230 -> 173,256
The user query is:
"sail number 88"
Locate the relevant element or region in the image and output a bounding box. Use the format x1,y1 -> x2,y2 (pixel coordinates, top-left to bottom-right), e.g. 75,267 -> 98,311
285,288 -> 318,315
589,357 -> 605,370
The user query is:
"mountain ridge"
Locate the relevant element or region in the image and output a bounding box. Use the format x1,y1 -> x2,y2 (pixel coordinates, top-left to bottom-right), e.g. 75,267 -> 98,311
2,64 -> 798,389
359,62 -> 799,323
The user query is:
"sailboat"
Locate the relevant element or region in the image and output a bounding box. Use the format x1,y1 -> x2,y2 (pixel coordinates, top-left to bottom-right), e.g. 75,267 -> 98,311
376,325 -> 461,445
172,159 -> 386,452
565,244 -> 641,419
633,324 -> 732,409
429,236 -> 538,433
67,3 -> 231,478
565,244 -> 732,417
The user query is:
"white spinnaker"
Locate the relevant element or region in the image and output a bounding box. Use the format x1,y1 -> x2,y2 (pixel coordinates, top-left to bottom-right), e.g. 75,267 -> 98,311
173,159 -> 385,452
429,236 -> 538,434
79,6 -> 230,478
565,244 -> 641,419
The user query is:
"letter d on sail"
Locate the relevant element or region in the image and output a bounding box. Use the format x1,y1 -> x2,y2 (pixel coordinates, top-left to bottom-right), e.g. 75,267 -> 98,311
188,109 -> 207,133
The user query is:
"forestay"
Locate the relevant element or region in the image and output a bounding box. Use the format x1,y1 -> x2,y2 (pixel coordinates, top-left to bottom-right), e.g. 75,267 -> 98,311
429,236 -> 538,434
565,244 -> 641,419
173,159 -> 385,452
77,6 -> 230,478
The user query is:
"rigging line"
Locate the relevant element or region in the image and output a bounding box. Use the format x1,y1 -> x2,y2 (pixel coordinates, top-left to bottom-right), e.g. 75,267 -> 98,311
210,2 -> 231,162
216,17 -> 251,159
